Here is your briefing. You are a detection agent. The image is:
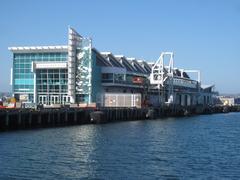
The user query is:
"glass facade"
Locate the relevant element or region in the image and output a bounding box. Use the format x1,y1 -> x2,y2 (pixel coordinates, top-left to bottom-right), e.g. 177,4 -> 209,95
75,38 -> 92,102
12,52 -> 68,102
36,69 -> 68,105
13,53 -> 34,93
101,73 -> 125,83
101,73 -> 147,86
36,69 -> 68,93
91,51 -> 102,103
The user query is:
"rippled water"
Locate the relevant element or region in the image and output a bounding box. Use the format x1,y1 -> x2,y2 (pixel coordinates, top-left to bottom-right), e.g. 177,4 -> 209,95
1,113 -> 240,179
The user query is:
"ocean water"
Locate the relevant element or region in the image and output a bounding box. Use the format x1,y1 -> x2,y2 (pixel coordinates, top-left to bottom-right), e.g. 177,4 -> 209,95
0,113 -> 240,179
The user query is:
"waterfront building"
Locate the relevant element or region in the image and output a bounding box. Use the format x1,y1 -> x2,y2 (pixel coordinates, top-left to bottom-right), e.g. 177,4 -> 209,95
217,96 -> 236,106
9,27 -> 215,107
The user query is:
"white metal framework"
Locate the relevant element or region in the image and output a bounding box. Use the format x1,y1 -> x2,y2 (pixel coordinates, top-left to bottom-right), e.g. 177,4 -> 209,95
150,52 -> 202,105
150,52 -> 174,103
150,52 -> 174,86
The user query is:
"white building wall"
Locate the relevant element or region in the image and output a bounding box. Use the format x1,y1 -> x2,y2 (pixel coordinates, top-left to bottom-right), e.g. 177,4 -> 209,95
98,93 -> 142,108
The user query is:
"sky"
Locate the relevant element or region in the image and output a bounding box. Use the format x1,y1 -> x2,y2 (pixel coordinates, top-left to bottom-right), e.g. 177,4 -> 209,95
0,0 -> 240,93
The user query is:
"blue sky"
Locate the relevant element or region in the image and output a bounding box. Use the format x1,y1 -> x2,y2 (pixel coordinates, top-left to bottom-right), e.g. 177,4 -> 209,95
0,0 -> 240,93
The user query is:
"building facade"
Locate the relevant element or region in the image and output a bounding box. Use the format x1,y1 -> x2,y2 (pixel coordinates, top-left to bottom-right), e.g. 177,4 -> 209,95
9,27 -> 215,107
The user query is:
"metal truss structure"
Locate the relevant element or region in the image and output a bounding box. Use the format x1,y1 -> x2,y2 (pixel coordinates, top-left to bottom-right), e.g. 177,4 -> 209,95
150,52 -> 202,105
150,52 -> 174,104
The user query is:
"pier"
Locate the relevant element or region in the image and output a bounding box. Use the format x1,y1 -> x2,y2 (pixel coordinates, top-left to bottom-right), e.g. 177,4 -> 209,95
1,105 -> 240,131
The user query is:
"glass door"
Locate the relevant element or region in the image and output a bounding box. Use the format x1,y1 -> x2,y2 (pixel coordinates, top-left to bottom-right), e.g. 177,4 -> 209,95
50,95 -> 59,104
39,95 -> 47,105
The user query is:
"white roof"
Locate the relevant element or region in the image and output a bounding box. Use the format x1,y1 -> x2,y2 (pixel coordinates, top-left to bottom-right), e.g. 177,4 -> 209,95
114,55 -> 125,58
127,57 -> 136,60
100,52 -> 112,55
201,84 -> 214,89
8,45 -> 68,53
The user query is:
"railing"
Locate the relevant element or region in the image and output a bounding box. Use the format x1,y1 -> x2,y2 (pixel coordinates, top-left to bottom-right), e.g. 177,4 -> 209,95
101,79 -> 144,86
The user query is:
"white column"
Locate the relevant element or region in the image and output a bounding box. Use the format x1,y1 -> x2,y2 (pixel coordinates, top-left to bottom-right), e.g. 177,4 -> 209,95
33,72 -> 37,104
